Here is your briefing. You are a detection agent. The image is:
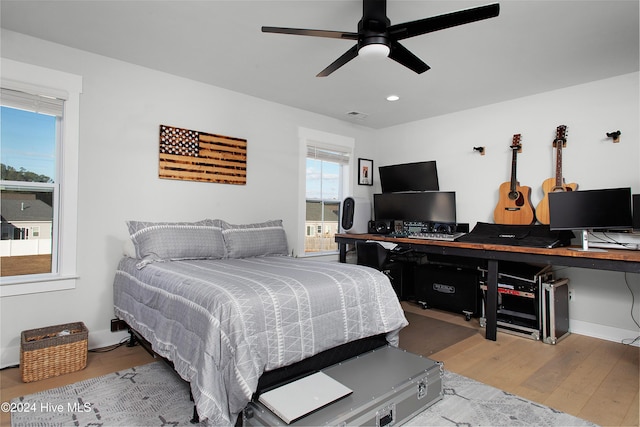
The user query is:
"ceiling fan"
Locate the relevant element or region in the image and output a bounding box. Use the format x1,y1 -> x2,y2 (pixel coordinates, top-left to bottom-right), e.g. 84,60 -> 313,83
262,0 -> 500,77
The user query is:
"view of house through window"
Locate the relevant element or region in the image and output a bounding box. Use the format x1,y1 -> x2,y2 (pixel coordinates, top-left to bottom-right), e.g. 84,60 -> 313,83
1,89 -> 61,277
305,146 -> 349,254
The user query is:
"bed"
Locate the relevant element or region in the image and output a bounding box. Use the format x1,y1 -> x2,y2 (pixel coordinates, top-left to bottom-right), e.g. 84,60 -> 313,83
113,219 -> 408,425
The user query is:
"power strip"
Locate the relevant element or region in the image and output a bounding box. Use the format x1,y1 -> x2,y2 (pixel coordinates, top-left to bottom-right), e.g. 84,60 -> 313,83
588,242 -> 640,250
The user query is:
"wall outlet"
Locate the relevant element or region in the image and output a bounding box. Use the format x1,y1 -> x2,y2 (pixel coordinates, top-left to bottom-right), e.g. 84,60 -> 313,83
110,318 -> 128,332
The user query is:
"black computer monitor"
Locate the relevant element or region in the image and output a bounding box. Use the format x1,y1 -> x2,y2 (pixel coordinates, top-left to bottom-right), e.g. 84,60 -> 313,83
379,161 -> 439,193
374,191 -> 456,223
549,187 -> 632,251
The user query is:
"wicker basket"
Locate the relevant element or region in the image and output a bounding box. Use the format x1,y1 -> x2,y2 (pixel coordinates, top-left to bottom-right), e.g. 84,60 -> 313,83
20,322 -> 88,382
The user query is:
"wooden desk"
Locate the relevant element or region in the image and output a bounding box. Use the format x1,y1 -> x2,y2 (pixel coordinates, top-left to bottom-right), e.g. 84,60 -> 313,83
335,233 -> 640,341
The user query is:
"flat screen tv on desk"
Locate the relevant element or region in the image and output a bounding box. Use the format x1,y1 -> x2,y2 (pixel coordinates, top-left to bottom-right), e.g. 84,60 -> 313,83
549,187 -> 633,252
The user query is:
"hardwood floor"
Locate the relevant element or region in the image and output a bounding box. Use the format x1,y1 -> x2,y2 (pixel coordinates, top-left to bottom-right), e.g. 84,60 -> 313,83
403,302 -> 640,427
1,305 -> 638,426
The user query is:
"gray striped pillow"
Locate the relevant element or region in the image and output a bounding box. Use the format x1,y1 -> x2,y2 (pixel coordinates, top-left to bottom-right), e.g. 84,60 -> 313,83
127,219 -> 226,268
221,219 -> 289,258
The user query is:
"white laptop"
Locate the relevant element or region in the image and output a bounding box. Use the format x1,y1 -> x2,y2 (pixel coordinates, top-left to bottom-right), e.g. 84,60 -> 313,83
258,371 -> 353,424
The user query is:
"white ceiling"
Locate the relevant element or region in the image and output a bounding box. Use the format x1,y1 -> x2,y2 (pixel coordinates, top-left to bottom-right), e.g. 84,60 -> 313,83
1,1 -> 638,129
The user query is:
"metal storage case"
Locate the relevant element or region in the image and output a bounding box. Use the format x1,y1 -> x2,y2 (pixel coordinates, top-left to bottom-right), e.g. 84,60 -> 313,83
479,262 -> 570,344
244,345 -> 443,426
479,263 -> 553,340
542,278 -> 570,344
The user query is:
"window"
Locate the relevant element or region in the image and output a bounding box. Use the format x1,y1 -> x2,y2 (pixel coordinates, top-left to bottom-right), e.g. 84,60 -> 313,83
1,89 -> 61,277
298,128 -> 354,256
0,59 -> 82,296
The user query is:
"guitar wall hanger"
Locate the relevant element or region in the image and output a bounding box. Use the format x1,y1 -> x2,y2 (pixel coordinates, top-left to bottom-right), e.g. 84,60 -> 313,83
606,130 -> 621,143
473,146 -> 486,155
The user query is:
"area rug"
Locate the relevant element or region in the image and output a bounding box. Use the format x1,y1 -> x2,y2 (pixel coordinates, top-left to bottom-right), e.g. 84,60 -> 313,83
10,361 -> 596,426
399,311 -> 479,356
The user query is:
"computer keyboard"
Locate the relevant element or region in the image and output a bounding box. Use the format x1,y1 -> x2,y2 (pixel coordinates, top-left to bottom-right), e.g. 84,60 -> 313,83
407,232 -> 467,242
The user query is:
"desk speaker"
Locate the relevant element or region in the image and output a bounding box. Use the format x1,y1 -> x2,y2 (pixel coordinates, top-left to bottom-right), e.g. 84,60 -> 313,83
341,197 -> 371,234
634,194 -> 639,231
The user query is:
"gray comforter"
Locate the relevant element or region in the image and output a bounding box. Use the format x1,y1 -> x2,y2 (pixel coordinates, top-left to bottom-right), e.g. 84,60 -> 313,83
113,256 -> 407,425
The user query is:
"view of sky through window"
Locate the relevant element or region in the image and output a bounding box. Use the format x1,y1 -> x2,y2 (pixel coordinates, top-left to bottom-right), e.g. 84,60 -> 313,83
306,158 -> 340,201
1,106 -> 57,182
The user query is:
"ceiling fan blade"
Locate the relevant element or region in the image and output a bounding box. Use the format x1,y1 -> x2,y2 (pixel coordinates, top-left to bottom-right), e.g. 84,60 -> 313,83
317,45 -> 359,77
389,3 -> 500,40
262,26 -> 358,40
388,41 -> 430,74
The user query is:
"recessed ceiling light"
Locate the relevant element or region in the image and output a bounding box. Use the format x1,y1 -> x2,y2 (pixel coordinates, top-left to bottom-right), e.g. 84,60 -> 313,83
386,95 -> 400,102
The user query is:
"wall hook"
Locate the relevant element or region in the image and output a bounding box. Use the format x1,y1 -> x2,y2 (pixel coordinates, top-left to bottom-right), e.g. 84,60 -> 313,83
473,146 -> 485,155
606,130 -> 621,143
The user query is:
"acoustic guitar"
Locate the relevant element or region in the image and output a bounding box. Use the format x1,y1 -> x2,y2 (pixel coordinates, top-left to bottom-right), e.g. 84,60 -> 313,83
493,134 -> 536,225
535,125 -> 578,224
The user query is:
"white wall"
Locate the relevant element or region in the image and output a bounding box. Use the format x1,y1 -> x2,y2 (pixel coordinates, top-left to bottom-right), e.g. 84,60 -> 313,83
1,29 -> 638,367
371,72 -> 640,342
0,30 -> 376,366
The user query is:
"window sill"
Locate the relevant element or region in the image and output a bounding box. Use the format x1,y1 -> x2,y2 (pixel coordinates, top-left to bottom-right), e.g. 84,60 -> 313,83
0,274 -> 78,297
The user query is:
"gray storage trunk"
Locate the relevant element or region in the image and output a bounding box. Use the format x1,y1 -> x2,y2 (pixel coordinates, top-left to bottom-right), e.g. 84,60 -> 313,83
243,345 -> 443,426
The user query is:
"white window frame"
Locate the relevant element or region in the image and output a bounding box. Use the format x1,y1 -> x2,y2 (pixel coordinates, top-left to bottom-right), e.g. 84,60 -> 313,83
0,59 -> 82,297
297,127 -> 354,257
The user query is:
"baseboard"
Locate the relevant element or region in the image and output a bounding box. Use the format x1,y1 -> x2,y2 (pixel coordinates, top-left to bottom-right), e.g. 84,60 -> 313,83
89,328 -> 131,350
1,345 -> 21,369
4,322 -> 636,368
1,328 -> 131,369
570,319 -> 640,347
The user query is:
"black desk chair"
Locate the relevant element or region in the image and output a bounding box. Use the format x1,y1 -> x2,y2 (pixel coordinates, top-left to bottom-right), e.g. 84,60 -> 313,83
356,241 -> 405,299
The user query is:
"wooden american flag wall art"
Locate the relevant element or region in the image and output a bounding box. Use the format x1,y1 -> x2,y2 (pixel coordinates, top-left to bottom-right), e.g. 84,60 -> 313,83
159,125 -> 247,185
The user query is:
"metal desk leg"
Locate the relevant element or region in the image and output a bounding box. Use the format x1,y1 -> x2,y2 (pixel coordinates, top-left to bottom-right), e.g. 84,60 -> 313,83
339,242 -> 347,263
485,259 -> 498,341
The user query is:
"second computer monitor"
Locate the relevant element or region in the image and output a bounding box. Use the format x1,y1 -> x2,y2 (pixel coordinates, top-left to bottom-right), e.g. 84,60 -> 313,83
374,191 -> 456,223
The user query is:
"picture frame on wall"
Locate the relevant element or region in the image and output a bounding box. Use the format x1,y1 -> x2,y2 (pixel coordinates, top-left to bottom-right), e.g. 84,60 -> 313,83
358,158 -> 373,186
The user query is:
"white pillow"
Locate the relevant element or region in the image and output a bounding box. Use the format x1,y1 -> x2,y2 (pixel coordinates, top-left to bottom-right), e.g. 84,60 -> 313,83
122,238 -> 136,258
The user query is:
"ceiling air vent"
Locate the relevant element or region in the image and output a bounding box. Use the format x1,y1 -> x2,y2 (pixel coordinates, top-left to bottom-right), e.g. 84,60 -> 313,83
346,111 -> 368,120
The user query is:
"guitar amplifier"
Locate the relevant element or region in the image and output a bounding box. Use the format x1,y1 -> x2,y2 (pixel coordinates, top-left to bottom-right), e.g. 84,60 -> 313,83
415,261 -> 481,320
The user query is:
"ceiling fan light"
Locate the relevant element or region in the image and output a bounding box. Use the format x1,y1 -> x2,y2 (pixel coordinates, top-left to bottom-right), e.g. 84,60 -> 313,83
358,43 -> 390,58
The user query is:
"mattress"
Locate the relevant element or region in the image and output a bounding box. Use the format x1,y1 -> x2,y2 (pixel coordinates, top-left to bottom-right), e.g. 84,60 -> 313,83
113,256 -> 408,425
